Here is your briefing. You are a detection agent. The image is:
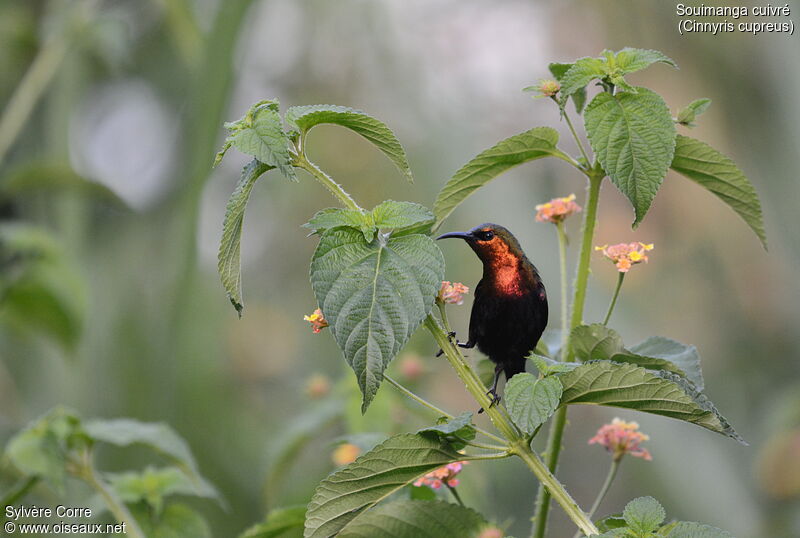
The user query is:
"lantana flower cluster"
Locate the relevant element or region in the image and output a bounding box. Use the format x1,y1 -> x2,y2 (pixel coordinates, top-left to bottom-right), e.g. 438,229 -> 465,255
304,308 -> 329,333
535,193 -> 582,223
438,281 -> 469,305
595,242 -> 654,273
413,461 -> 468,490
589,418 -> 652,462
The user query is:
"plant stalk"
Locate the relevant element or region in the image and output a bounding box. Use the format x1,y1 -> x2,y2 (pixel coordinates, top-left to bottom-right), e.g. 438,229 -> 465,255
533,172 -> 603,538
572,459 -> 620,538
602,272 -> 625,326
383,373 -> 505,444
295,155 -> 362,211
0,477 -> 39,519
426,315 -> 598,536
80,453 -> 145,538
556,221 -> 569,356
560,103 -> 591,168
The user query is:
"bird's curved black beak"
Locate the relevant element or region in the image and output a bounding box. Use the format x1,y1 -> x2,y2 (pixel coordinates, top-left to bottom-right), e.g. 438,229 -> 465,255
436,231 -> 472,241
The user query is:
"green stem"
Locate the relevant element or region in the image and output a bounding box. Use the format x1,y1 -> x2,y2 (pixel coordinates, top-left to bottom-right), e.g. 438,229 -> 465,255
383,373 -> 505,444
0,477 -> 39,518
80,453 -> 145,538
602,273 -> 625,326
426,315 -> 598,536
556,221 -> 569,357
295,154 -> 362,211
572,459 -> 620,538
533,172 -> 603,538
446,484 -> 465,507
560,104 -> 591,167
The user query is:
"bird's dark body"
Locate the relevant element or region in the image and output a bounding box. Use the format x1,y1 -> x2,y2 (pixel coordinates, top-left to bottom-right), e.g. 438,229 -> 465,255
438,223 -> 548,401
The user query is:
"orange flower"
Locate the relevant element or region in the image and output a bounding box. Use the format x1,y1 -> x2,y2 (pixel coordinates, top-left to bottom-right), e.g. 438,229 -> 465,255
595,242 -> 654,273
332,443 -> 361,466
438,281 -> 469,305
535,194 -> 582,224
589,418 -> 652,462
534,79 -> 561,97
414,461 -> 468,490
304,308 -> 329,333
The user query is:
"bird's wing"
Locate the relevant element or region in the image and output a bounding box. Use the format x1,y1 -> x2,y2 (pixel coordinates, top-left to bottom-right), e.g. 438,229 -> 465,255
468,278 -> 487,345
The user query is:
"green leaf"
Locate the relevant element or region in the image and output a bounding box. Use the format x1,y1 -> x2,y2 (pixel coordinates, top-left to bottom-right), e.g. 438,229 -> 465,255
628,336 -> 704,391
218,159 -> 271,315
223,101 -> 296,181
310,229 -> 444,412
585,87 -> 676,226
559,361 -> 745,443
571,324 -> 625,360
303,433 -> 464,538
337,500 -> 489,538
5,407 -> 88,491
239,506 -> 306,538
285,104 -> 413,182
106,466 -> 217,515
433,128 -> 567,225
547,63 -> 587,114
560,57 -> 607,97
571,326 -> 699,388
84,418 -> 216,495
596,515 -> 627,532
0,225 -> 87,352
132,503 -> 212,538
417,412 -> 476,450
670,135 -> 766,248
666,522 -> 733,538
371,201 -> 434,231
304,208 -> 372,241
676,99 -> 711,127
614,48 -> 677,75
528,354 -> 577,376
505,373 -> 562,435
409,485 -> 437,501
623,497 -> 666,535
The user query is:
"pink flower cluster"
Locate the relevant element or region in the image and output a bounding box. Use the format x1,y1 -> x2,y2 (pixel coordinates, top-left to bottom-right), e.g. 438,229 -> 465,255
535,194 -> 582,224
438,281 -> 469,305
589,418 -> 652,462
414,461 -> 468,490
595,242 -> 654,273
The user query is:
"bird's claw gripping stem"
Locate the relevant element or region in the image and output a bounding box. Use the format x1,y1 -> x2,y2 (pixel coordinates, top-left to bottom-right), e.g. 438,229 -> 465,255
477,389 -> 501,414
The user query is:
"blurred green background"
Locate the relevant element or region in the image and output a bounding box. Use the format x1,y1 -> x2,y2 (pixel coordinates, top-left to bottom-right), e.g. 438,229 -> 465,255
1,0 -> 798,536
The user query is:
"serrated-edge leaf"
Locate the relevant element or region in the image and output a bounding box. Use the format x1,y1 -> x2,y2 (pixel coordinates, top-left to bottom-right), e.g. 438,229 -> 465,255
309,229 -> 444,412
670,134 -> 766,248
371,201 -> 434,230
585,87 -> 676,226
505,374 -> 562,435
614,48 -> 677,74
560,57 -> 607,97
286,104 -> 413,182
303,433 -> 463,538
571,324 -> 625,360
667,521 -> 733,538
418,412 -> 474,437
623,496 -> 666,534
433,127 -> 566,226
227,107 -> 296,181
628,336 -> 704,391
559,361 -> 745,443
338,500 -> 490,538
218,159 -> 272,315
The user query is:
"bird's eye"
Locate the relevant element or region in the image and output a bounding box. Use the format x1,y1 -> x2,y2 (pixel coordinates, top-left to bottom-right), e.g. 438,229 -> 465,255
477,230 -> 494,241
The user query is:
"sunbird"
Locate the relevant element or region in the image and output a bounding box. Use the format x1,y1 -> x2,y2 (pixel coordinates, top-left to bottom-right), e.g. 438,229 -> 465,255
437,223 -> 548,411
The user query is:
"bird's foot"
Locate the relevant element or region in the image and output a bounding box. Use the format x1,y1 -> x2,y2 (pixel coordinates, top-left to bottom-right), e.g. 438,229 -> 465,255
436,332 -> 459,357
477,389 -> 501,414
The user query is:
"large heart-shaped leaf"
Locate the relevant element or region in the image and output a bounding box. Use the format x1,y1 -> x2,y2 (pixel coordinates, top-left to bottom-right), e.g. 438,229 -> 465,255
670,134 -> 766,248
218,159 -> 272,315
433,127 -> 568,226
614,48 -> 677,75
559,361 -> 744,443
628,336 -> 704,391
417,412 -> 476,450
304,434 -> 463,538
505,373 -> 562,435
310,229 -> 444,411
286,104 -> 413,182
585,87 -> 676,226
338,500 -> 489,538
